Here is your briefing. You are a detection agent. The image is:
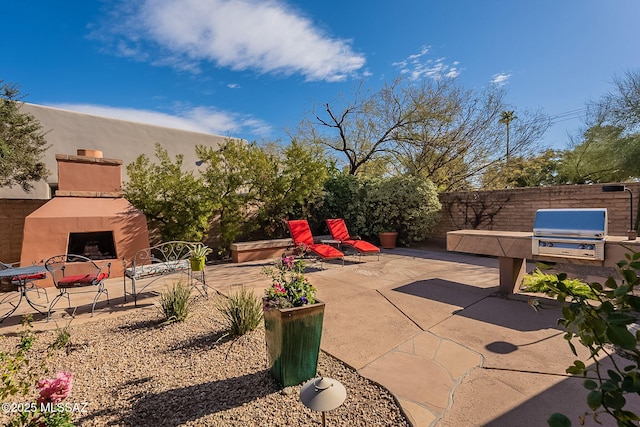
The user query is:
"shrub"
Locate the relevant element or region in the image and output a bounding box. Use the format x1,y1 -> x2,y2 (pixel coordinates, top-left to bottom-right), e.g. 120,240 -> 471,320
157,281 -> 192,324
1,316 -> 75,426
315,174 -> 441,246
366,175 -> 441,245
522,268 -> 598,300
530,251 -> 640,426
216,287 -> 263,336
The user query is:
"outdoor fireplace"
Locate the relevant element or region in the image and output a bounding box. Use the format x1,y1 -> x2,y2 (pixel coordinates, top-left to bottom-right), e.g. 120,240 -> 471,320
67,231 -> 117,260
20,150 -> 150,283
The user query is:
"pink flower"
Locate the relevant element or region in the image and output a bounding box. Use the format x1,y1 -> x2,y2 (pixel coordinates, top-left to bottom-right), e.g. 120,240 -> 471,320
282,256 -> 294,270
274,283 -> 286,294
36,371 -> 73,405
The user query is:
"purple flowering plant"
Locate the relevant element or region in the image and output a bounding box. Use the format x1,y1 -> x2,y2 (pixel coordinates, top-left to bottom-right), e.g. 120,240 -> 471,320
263,255 -> 316,309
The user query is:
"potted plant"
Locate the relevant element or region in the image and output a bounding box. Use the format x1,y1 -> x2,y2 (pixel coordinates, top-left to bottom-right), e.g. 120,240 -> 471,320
189,243 -> 212,271
262,255 -> 325,386
378,231 -> 398,249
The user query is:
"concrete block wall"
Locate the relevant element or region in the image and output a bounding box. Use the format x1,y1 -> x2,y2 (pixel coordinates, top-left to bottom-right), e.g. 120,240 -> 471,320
0,199 -> 47,263
432,183 -> 640,244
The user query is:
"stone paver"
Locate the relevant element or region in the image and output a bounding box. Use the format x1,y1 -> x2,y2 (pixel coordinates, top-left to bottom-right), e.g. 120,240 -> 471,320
3,247 -> 640,427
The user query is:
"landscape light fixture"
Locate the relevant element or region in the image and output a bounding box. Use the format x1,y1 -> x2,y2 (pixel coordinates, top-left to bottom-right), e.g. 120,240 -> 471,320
300,377 -> 346,427
602,184 -> 635,240
195,159 -> 205,166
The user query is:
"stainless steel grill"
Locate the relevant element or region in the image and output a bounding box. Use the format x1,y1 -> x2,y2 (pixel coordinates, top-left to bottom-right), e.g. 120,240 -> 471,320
531,208 -> 607,260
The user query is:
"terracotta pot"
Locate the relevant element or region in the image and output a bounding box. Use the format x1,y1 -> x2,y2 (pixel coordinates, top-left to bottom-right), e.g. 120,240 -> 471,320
378,231 -> 398,249
263,299 -> 325,386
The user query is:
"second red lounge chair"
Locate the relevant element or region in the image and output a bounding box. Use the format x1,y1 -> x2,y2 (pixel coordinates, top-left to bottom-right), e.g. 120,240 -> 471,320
326,218 -> 381,259
287,219 -> 344,265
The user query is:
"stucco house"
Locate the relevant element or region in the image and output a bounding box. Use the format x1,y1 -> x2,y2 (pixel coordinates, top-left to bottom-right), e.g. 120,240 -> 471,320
0,103 -> 233,263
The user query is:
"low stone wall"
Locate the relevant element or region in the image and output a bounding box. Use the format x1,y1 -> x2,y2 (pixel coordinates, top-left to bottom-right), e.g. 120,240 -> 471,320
230,238 -> 294,263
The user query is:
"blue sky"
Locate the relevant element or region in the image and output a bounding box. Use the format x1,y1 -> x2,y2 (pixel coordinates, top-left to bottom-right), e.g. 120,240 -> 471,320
3,0 -> 640,151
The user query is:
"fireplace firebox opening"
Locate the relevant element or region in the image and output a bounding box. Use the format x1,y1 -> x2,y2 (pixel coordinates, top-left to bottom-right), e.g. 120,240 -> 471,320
67,231 -> 117,260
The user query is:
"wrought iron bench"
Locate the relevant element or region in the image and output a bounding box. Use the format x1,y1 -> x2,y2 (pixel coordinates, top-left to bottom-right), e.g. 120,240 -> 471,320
122,241 -> 208,305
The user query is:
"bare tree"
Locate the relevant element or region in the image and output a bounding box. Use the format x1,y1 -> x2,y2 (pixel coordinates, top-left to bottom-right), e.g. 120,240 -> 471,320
299,78 -> 418,175
299,76 -> 550,190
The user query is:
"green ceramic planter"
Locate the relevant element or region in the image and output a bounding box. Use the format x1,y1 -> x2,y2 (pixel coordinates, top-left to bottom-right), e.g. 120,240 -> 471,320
263,300 -> 325,386
190,256 -> 205,271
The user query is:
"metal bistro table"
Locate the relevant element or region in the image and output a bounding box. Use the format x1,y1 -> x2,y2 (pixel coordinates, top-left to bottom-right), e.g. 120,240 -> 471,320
0,265 -> 48,322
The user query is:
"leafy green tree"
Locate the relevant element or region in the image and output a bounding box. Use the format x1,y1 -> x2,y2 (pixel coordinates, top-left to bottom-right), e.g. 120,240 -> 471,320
556,125 -> 639,184
557,70 -> 640,185
196,139 -> 275,251
196,139 -> 329,250
481,149 -> 561,188
0,81 -> 49,191
255,139 -> 328,237
313,173 -> 441,246
123,143 -> 214,242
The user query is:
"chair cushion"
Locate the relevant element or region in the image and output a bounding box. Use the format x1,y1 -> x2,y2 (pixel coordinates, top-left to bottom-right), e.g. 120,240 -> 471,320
343,239 -> 380,254
287,220 -> 315,246
326,219 -> 351,241
12,272 -> 47,281
308,243 -> 344,260
58,272 -> 108,288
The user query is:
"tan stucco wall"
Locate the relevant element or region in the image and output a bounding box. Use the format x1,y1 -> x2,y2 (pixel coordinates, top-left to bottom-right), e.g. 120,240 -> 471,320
0,103 -> 230,199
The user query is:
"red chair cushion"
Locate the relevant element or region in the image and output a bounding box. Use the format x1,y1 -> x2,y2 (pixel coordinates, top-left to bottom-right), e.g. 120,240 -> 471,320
58,272 -> 108,288
326,219 -> 351,241
287,220 -> 315,246
13,272 -> 46,281
343,239 -> 380,254
308,244 -> 344,259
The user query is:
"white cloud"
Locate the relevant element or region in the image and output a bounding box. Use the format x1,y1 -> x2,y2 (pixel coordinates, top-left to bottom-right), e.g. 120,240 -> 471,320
491,73 -> 511,86
393,46 -> 461,81
50,103 -> 272,137
98,0 -> 365,82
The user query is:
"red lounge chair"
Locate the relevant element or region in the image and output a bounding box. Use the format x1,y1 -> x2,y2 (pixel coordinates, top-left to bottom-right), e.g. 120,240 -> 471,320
287,220 -> 344,265
326,219 -> 381,259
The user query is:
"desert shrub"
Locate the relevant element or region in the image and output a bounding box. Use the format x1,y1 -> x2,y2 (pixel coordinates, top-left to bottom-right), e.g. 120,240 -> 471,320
366,175 -> 441,245
216,287 -> 263,336
157,281 -> 192,324
522,268 -> 598,300
315,174 -> 441,245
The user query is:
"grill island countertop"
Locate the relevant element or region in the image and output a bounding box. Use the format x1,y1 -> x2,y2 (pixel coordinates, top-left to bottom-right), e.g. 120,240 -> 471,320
446,230 -> 640,294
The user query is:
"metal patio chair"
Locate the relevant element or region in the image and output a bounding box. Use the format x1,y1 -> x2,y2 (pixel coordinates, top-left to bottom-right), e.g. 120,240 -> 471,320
45,254 -> 111,320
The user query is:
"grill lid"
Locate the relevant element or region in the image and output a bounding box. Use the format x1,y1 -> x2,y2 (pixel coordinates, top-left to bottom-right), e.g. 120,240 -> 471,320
533,208 -> 607,239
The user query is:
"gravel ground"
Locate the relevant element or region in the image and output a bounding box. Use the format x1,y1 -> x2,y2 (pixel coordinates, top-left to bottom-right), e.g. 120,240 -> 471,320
0,295 -> 410,426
